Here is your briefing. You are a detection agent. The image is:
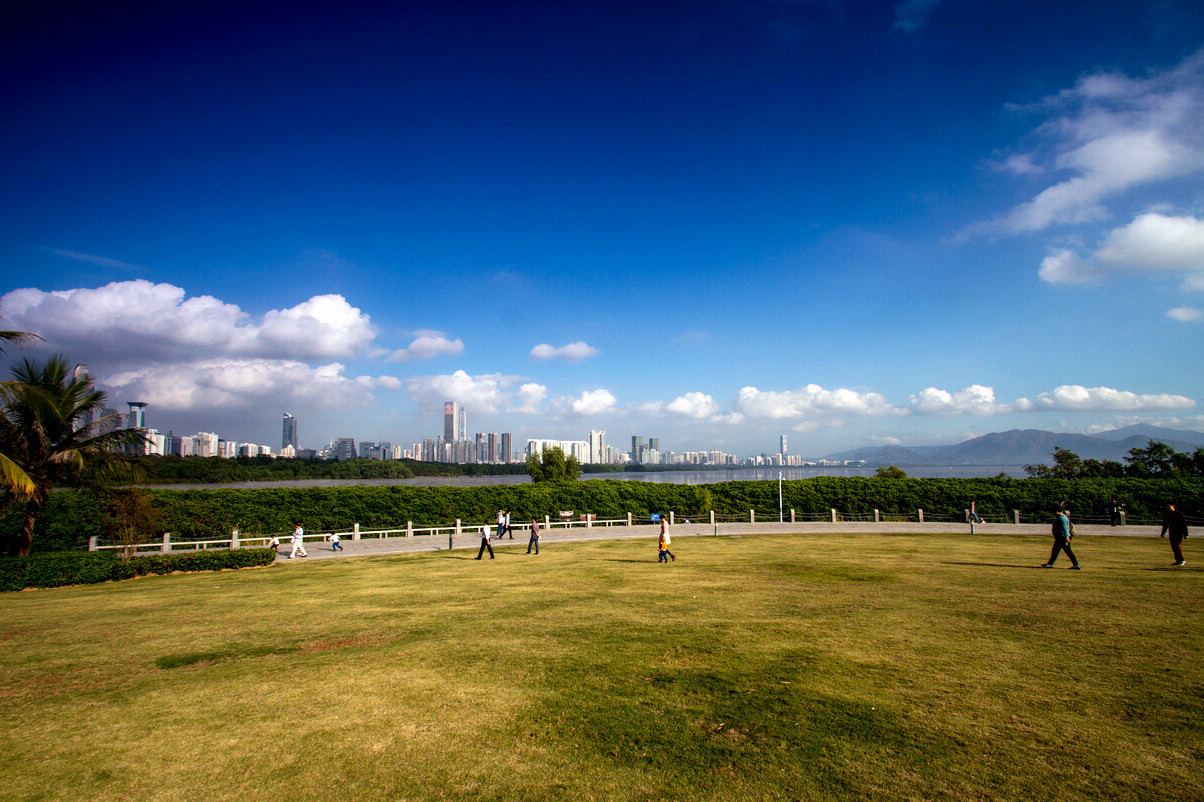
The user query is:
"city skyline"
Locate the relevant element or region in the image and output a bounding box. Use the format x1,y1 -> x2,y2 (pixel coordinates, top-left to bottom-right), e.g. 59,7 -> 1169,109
3,2 -> 1204,457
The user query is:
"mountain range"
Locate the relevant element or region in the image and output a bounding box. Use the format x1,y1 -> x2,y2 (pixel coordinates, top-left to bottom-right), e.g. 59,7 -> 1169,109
824,424 -> 1204,467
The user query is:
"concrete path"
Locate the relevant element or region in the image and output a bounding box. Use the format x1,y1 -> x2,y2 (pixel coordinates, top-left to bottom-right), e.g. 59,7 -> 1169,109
275,521 -> 1164,563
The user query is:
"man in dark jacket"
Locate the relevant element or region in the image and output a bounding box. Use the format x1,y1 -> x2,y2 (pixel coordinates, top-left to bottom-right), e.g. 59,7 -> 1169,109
1043,508 -> 1080,570
1160,503 -> 1189,566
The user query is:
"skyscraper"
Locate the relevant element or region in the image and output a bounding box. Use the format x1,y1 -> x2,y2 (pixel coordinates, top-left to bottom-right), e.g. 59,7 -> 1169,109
589,430 -> 606,464
443,401 -> 458,442
500,432 -> 512,464
780,435 -> 787,456
283,413 -> 298,452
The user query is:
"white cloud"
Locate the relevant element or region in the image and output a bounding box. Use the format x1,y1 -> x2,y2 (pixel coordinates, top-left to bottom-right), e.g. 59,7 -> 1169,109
547,389 -> 617,417
528,341 -> 600,361
47,248 -> 141,270
1039,213 -> 1204,287
511,383 -> 548,414
666,392 -> 720,419
1167,307 -> 1203,322
404,370 -> 517,414
1025,385 -> 1195,411
0,280 -> 376,365
907,385 -> 1011,415
735,385 -> 903,421
386,333 -> 465,362
983,49 -> 1204,234
103,360 -> 399,411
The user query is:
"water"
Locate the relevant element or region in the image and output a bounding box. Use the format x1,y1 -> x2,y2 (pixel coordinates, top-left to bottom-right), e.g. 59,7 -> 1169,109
160,465 -> 1026,490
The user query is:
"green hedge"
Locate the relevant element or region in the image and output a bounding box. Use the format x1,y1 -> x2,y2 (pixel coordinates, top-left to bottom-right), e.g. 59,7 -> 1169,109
0,548 -> 277,591
4,477 -> 1200,554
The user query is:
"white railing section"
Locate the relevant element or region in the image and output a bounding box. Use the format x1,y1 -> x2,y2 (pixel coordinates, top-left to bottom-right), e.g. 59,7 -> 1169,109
87,507 -> 1060,553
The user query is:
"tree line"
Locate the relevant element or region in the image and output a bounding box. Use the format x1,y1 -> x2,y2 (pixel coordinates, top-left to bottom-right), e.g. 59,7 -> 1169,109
1024,442 -> 1204,479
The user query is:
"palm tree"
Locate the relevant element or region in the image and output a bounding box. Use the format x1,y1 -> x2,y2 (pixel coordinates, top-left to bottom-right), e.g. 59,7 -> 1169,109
0,355 -> 147,556
0,321 -> 41,500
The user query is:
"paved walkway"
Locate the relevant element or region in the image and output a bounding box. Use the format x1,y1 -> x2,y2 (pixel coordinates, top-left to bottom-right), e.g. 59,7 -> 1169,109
274,521 -> 1165,562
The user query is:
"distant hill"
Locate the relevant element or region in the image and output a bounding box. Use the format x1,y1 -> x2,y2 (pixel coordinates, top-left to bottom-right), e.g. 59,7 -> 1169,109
825,427 -> 1204,467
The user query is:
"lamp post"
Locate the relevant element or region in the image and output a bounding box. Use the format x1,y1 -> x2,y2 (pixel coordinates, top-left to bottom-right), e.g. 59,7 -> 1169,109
779,472 -> 784,523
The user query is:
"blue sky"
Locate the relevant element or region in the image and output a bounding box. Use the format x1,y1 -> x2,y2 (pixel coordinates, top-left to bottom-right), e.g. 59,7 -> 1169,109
3,0 -> 1203,457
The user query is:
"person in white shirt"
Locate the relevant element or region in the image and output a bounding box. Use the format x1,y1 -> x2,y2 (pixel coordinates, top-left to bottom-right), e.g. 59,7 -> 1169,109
477,520 -> 495,560
328,531 -> 343,552
290,524 -> 308,559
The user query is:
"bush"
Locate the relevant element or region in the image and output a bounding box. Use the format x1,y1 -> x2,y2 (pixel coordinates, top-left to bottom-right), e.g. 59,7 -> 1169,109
0,548 -> 277,592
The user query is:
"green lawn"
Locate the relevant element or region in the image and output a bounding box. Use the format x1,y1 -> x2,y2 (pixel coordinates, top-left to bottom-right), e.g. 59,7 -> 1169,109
1,532 -> 1200,800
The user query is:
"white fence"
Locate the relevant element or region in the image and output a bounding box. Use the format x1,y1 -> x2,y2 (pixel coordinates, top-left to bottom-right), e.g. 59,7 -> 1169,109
87,507 -> 1037,554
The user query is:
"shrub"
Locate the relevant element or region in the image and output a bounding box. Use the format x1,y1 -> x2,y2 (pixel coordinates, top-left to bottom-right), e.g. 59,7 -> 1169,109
0,548 -> 276,592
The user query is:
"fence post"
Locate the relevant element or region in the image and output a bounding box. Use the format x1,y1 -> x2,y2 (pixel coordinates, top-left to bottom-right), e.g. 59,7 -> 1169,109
587,514 -> 593,528
790,508 -> 796,523
918,509 -> 924,523
546,514 -> 552,531
749,509 -> 755,523
88,536 -> 98,552
874,509 -> 880,523
232,528 -> 239,549
406,520 -> 413,538
353,523 -> 361,541
162,532 -> 171,554
453,519 -> 460,551
627,512 -> 632,527
669,511 -> 675,525
1013,509 -> 1021,525
830,509 -> 837,523
709,510 -> 715,526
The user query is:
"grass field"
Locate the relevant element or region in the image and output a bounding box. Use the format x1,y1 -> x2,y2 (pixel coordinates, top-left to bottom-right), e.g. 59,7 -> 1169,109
0,531 -> 1200,800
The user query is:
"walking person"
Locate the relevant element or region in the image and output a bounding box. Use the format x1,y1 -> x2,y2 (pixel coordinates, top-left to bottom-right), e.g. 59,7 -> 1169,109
328,531 -> 343,552
658,527 -> 669,563
1042,507 -> 1079,570
968,501 -> 983,524
526,517 -> 540,555
503,509 -> 513,539
660,514 -> 675,562
267,533 -> 279,556
290,523 -> 308,559
496,509 -> 506,540
1160,503 -> 1189,566
477,519 -> 495,560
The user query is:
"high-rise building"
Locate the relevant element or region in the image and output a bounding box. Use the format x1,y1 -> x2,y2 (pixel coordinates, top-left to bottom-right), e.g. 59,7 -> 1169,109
333,438 -> 356,460
443,402 -> 458,442
500,433 -> 512,464
457,406 -> 467,441
589,430 -> 606,464
283,413 -> 298,452
780,435 -> 787,456
631,435 -> 644,462
487,432 -> 498,463
126,401 -> 147,430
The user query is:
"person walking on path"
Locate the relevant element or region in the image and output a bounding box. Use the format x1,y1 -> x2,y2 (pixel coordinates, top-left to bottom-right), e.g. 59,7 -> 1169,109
267,533 -> 279,557
1042,508 -> 1079,569
968,501 -> 983,524
658,528 -> 670,563
290,524 -> 308,559
496,509 -> 506,540
527,517 -> 540,555
328,531 -> 343,552
477,520 -> 495,560
503,509 -> 513,539
1161,503 -> 1189,566
660,514 -> 675,562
